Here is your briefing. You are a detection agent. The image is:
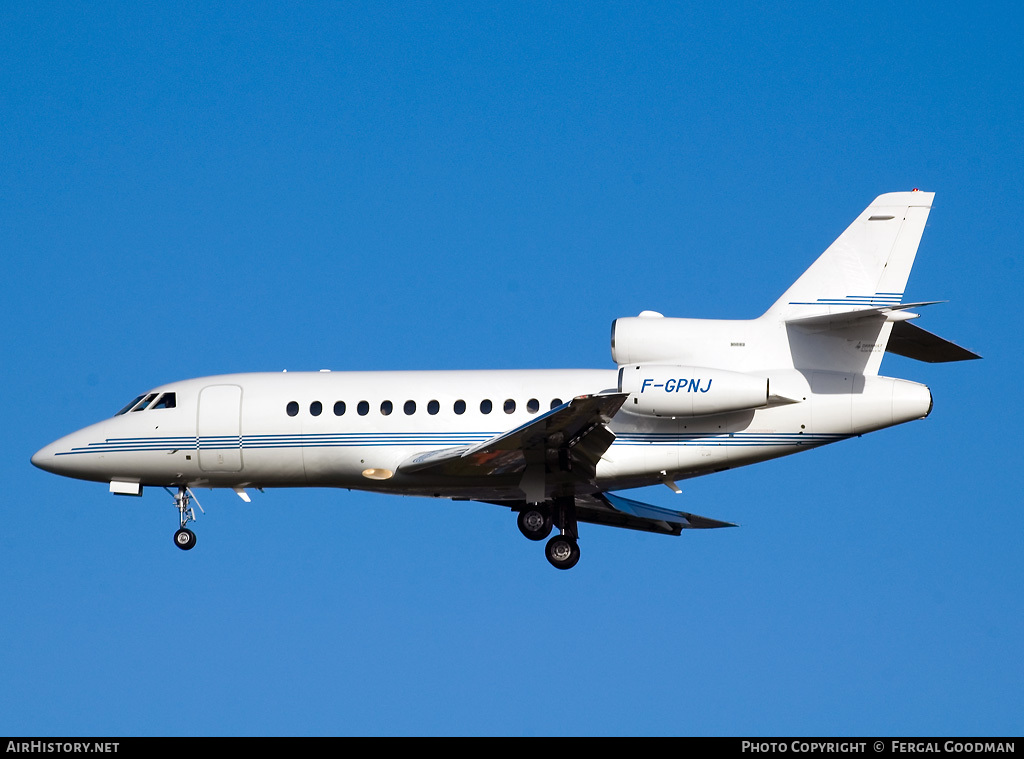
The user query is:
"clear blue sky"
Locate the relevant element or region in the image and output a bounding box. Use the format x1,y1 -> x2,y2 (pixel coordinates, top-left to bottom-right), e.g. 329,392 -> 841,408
2,2 -> 1020,736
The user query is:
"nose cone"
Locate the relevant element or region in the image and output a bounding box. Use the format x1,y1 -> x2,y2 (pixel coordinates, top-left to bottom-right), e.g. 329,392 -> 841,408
31,441 -> 61,474
31,426 -> 111,482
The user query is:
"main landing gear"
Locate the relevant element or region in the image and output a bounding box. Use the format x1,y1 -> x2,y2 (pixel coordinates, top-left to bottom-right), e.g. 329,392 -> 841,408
168,486 -> 202,551
517,499 -> 581,570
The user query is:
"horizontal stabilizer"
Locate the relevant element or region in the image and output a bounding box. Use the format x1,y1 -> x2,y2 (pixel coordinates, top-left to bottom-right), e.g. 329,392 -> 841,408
886,321 -> 981,363
784,301 -> 944,329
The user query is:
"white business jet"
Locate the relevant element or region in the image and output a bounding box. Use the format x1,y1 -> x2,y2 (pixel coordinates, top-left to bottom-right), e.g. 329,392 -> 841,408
32,191 -> 978,568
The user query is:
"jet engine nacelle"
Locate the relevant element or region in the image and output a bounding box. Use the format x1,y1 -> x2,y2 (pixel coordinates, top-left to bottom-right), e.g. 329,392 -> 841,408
611,315 -> 750,366
618,364 -> 769,417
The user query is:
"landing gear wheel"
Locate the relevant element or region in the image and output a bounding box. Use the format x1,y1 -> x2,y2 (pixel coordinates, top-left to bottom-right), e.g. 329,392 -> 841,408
174,528 -> 196,551
517,507 -> 553,541
545,534 -> 580,570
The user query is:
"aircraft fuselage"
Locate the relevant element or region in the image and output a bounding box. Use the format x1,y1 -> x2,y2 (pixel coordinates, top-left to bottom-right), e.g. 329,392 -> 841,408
32,367 -> 930,500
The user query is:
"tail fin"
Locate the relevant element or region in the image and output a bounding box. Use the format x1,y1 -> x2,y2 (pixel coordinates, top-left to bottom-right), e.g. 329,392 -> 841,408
763,191 -> 935,375
764,190 -> 934,322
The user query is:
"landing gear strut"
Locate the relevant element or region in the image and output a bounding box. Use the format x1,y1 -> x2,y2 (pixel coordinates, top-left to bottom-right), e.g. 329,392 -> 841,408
168,486 -> 201,551
516,500 -> 581,568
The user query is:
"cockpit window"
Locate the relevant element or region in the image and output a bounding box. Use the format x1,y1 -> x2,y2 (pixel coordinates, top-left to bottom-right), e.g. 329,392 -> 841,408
115,392 -> 177,416
151,393 -> 176,410
130,393 -> 159,412
115,394 -> 148,416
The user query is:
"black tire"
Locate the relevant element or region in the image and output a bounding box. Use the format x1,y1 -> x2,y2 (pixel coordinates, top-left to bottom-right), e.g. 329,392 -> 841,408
517,507 -> 553,541
545,535 -> 580,570
174,528 -> 196,551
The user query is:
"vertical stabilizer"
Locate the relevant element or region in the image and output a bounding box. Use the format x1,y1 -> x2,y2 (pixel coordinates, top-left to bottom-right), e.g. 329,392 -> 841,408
764,191 -> 934,321
762,191 -> 934,375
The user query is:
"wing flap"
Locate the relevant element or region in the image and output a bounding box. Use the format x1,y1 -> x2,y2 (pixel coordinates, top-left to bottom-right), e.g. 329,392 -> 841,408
599,492 -> 737,529
578,492 -> 737,535
483,492 -> 736,537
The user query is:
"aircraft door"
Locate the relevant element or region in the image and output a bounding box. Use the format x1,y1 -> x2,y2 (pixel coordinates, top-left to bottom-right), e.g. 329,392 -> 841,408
197,384 -> 243,472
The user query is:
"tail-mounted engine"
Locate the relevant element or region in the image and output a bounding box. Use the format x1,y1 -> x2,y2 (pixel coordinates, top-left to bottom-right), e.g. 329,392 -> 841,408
617,364 -> 769,417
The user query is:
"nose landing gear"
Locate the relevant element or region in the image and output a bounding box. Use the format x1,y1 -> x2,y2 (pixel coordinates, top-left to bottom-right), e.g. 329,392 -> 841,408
167,486 -> 203,551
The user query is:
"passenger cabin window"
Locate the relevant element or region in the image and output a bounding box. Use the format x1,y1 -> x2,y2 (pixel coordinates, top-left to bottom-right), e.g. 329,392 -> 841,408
310,401 -> 322,416
381,400 -> 393,416
454,400 -> 466,415
404,400 -> 416,415
428,400 -> 440,415
504,399 -> 515,414
550,398 -> 563,410
151,393 -> 176,410
480,399 -> 492,414
357,401 -> 369,416
527,398 -> 539,413
286,401 -> 299,417
334,401 -> 346,416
